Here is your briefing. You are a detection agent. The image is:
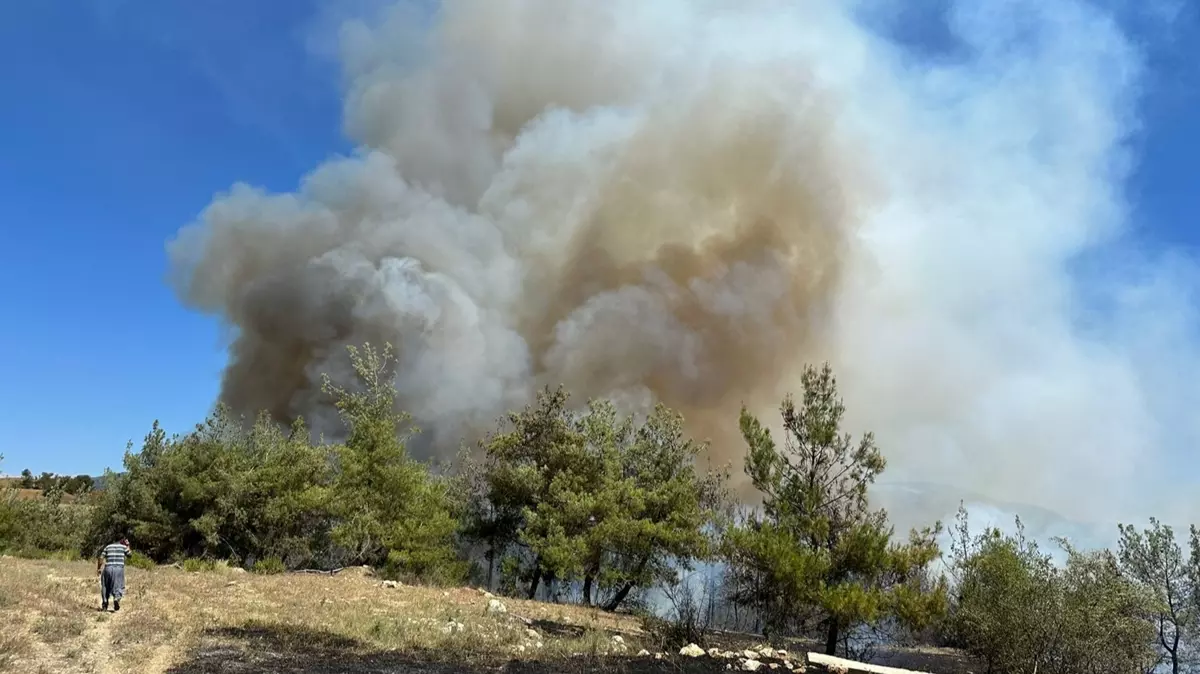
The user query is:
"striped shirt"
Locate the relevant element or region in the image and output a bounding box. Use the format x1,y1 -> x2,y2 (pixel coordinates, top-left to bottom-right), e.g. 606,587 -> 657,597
100,543 -> 131,567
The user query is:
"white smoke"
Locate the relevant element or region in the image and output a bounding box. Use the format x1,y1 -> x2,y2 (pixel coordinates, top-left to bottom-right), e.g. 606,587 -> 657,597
168,0 -> 1199,529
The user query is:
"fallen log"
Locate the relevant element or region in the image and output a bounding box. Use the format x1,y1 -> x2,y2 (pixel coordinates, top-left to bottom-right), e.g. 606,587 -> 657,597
807,652 -> 931,674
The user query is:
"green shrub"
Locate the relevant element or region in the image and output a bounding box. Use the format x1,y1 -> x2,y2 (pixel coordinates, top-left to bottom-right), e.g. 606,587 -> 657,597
2,547 -> 82,561
949,508 -> 1157,674
182,558 -> 218,573
252,556 -> 286,575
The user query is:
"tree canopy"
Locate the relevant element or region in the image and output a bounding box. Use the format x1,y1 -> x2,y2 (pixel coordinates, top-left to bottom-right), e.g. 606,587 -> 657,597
84,343 -> 463,582
1117,518 -> 1200,674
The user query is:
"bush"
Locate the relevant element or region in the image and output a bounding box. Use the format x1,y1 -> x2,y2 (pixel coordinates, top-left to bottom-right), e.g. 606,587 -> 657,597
181,558 -> 218,573
7,548 -> 82,562
640,578 -> 712,651
86,411 -> 333,569
252,556 -> 286,575
948,508 -> 1157,674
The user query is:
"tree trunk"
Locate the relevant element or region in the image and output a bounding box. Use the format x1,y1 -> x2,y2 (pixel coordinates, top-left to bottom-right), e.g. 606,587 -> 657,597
602,557 -> 650,611
604,581 -> 636,611
486,543 -> 495,591
1172,624 -> 1181,674
528,557 -> 543,600
824,619 -> 839,656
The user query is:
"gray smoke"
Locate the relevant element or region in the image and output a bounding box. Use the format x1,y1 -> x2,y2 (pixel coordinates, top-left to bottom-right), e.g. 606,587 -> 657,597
168,0 -> 1200,529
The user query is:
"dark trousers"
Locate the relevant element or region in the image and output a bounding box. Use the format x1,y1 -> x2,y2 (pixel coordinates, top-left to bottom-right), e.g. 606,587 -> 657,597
100,566 -> 125,606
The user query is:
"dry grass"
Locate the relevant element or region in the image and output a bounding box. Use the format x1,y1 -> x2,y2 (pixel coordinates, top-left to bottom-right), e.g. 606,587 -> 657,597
5,489 -> 78,503
0,556 -> 972,674
0,632 -> 29,671
0,556 -> 681,674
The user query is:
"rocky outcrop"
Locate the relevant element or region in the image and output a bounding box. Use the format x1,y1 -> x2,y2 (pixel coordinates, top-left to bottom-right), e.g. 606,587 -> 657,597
663,643 -> 932,674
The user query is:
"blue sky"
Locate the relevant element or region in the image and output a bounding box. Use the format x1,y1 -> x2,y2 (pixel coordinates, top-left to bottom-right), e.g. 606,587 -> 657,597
0,0 -> 1196,477
0,0 -> 350,475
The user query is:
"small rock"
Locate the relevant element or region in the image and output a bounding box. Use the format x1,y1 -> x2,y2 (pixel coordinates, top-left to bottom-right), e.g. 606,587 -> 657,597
680,643 -> 705,657
741,660 -> 765,672
486,598 -> 508,615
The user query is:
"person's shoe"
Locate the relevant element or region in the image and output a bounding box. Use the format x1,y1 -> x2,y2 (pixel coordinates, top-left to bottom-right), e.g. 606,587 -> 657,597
113,601 -> 120,611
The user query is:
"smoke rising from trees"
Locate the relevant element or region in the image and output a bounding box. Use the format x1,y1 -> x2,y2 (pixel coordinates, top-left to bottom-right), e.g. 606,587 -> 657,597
168,0 -> 1200,526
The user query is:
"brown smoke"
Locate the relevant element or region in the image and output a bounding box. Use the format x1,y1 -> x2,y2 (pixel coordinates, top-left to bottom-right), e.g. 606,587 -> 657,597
168,0 -> 871,473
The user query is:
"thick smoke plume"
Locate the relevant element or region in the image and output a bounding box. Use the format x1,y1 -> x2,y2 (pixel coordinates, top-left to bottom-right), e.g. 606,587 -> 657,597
169,0 -> 1200,529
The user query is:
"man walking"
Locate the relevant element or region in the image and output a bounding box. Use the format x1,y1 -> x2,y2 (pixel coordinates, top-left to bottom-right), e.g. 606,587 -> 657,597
97,536 -> 131,611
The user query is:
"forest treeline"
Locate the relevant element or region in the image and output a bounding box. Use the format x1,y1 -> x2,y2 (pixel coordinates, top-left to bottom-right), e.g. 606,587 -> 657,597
1,342 -> 1197,673
6,470 -> 95,495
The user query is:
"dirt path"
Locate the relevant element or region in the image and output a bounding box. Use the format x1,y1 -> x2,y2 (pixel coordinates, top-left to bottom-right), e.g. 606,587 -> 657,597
83,610 -> 117,674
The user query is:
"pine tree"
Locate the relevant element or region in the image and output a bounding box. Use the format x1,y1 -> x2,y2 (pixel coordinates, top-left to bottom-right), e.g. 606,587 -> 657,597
475,386 -> 585,599
726,362 -> 945,655
324,342 -> 464,582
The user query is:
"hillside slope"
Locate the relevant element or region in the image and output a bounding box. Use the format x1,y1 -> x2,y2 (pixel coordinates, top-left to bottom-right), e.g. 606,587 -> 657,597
0,557 -> 973,674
